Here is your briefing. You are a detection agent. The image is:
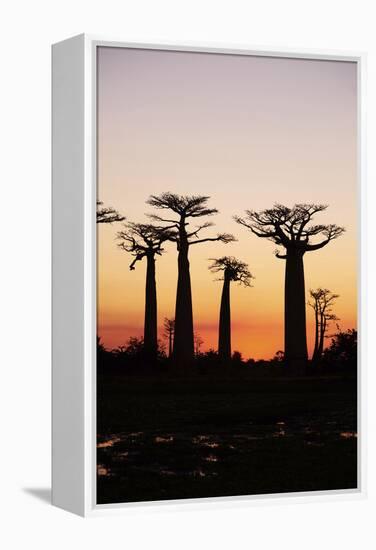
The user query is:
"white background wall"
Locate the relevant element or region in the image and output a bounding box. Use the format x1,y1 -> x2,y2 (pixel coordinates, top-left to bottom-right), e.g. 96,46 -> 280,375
1,1 -> 375,548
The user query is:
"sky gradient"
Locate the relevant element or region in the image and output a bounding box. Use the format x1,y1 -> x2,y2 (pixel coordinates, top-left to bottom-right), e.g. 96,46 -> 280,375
97,47 -> 357,360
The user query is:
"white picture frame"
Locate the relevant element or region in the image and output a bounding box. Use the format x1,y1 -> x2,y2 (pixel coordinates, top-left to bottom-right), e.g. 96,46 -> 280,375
52,34 -> 366,517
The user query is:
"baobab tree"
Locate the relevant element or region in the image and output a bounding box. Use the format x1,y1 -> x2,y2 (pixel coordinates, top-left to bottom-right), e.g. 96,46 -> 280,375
96,200 -> 125,224
117,223 -> 172,361
235,204 -> 344,371
309,288 -> 339,363
163,317 -> 175,358
209,256 -> 253,362
147,193 -> 235,366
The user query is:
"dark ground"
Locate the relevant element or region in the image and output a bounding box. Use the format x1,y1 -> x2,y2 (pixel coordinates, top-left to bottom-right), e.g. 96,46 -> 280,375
97,373 -> 357,504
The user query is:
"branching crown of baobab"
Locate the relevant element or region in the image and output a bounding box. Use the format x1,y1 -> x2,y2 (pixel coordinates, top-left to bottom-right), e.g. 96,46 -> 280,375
117,222 -> 173,270
234,203 -> 345,258
147,192 -> 235,247
96,200 -> 125,224
209,256 -> 254,286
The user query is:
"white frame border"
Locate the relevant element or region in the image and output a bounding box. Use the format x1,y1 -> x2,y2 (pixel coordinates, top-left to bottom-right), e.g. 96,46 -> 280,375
53,34 -> 367,517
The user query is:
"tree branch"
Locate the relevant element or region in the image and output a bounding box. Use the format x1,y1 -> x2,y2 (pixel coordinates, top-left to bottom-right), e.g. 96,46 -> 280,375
189,233 -> 235,245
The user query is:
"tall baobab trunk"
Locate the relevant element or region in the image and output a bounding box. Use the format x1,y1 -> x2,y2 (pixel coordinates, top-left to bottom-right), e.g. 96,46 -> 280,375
284,250 -> 308,371
144,253 -> 157,360
218,273 -> 231,362
173,232 -> 194,365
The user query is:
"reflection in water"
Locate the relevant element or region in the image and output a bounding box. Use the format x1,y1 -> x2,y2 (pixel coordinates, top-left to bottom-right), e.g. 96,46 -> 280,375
97,436 -> 121,448
192,436 -> 220,448
340,431 -> 357,439
97,416 -> 357,483
155,435 -> 174,444
161,469 -> 177,476
192,435 -> 211,444
97,464 -> 111,477
204,454 -> 219,463
273,423 -> 286,438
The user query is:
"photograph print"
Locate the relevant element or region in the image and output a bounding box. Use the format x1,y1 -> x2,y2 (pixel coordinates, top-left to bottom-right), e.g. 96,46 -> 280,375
96,46 -> 358,505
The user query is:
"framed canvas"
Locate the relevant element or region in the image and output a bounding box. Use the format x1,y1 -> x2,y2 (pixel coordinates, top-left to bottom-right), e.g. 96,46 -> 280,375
52,35 -> 366,516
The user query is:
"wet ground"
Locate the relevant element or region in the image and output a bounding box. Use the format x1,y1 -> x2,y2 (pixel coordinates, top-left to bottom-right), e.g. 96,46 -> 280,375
96,375 -> 357,504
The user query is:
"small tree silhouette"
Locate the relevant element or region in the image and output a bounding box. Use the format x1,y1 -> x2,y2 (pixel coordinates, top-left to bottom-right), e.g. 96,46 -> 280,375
117,223 -> 172,361
235,204 -> 344,371
194,332 -> 204,356
309,288 -> 339,363
163,318 -> 175,358
96,200 -> 125,224
273,350 -> 285,363
209,256 -> 253,362
323,328 -> 357,369
147,193 -> 235,366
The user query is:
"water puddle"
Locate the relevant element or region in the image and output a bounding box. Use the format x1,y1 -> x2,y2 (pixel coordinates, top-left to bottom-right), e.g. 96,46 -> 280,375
97,415 -> 357,483
340,431 -> 357,439
97,436 -> 122,448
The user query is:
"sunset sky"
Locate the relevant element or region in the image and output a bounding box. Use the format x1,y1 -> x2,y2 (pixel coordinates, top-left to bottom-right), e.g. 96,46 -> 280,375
97,46 -> 357,360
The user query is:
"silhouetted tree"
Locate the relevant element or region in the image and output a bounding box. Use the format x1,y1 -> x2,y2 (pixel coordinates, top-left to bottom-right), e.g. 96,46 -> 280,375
272,350 -> 285,363
194,332 -> 204,356
323,329 -> 357,370
97,336 -> 108,365
113,337 -> 144,361
309,288 -> 339,363
96,200 -> 125,224
163,318 -> 175,358
232,350 -> 243,366
97,336 -> 106,354
117,223 -> 172,361
235,204 -> 344,372
209,256 -> 253,362
147,193 -> 235,366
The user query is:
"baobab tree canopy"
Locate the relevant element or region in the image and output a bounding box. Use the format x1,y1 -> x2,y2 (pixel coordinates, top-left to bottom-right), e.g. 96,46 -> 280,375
117,222 -> 173,270
147,192 -> 234,246
234,203 -> 345,256
209,256 -> 254,286
96,200 -> 125,224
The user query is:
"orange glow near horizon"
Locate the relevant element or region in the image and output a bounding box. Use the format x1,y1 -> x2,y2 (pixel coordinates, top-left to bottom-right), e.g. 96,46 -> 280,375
97,47 -> 357,360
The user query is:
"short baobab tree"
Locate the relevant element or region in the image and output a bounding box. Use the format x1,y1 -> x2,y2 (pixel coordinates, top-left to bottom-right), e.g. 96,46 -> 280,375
309,288 -> 339,363
147,193 -> 235,366
163,317 -> 175,358
209,256 -> 253,362
117,223 -> 172,360
235,204 -> 344,371
96,200 -> 125,224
